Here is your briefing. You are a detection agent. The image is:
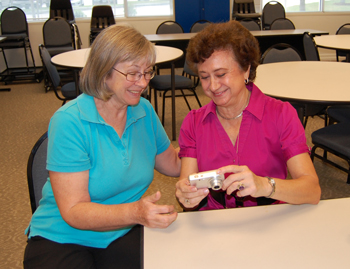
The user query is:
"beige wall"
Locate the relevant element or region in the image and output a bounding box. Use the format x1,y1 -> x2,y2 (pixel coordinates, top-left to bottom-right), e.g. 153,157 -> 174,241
1,13 -> 350,71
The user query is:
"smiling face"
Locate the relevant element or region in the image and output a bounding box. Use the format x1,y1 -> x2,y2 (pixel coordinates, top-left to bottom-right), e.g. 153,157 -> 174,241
105,60 -> 153,108
197,50 -> 250,108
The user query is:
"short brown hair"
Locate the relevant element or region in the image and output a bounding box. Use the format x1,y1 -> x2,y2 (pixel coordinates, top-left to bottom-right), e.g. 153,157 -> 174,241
80,24 -> 156,101
186,20 -> 260,81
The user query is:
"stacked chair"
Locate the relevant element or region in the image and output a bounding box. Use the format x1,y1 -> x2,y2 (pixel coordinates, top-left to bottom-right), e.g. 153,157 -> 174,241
232,0 -> 261,27
0,7 -> 41,84
49,0 -> 82,50
90,5 -> 115,45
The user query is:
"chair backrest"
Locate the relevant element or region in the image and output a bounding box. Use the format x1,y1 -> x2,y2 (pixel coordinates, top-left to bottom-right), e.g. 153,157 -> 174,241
0,6 -> 28,35
43,17 -> 73,48
336,23 -> 350,35
270,18 -> 295,30
303,32 -> 320,61
39,44 -> 61,88
156,21 -> 184,34
240,19 -> 261,31
233,0 -> 257,14
50,0 -> 75,23
262,1 -> 286,30
261,43 -> 302,64
183,61 -> 200,87
27,132 -> 49,214
91,5 -> 115,29
190,20 -> 211,33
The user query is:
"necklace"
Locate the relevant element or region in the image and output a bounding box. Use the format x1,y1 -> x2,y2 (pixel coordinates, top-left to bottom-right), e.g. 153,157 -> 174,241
216,91 -> 251,120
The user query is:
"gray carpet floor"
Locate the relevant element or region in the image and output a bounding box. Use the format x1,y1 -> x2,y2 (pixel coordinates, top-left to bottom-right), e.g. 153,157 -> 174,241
1,73 -> 350,268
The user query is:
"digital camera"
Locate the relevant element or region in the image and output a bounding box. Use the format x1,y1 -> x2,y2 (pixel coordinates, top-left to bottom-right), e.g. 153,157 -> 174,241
188,170 -> 225,190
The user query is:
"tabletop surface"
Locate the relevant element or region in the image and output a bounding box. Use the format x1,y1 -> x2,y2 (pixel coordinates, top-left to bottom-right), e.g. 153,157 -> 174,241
143,198 -> 350,269
145,29 -> 328,42
314,34 -> 350,50
254,61 -> 350,104
51,45 -> 183,68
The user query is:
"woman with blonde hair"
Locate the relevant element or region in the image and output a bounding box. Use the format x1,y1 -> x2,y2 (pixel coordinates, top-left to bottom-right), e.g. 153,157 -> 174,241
24,24 -> 180,268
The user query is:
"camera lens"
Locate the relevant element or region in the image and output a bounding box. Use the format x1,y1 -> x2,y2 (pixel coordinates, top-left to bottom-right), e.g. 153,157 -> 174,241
210,178 -> 222,190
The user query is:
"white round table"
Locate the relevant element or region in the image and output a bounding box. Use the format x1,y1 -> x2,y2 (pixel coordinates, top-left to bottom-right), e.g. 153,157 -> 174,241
314,35 -> 350,61
255,61 -> 350,121
51,45 -> 183,69
51,45 -> 183,140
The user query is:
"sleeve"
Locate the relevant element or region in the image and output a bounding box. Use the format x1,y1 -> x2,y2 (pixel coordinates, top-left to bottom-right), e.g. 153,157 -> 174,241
47,110 -> 91,173
278,101 -> 310,161
178,111 -> 198,159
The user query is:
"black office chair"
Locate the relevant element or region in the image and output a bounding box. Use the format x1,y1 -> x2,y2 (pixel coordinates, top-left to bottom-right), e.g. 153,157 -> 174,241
260,43 -> 302,64
327,105 -> 350,125
261,43 -> 323,128
149,61 -> 202,125
155,20 -> 184,76
0,7 -> 36,72
232,0 -> 261,25
90,5 -> 115,45
190,20 -> 211,33
335,23 -> 350,62
302,32 -> 328,127
39,44 -> 77,105
311,122 -> 350,184
156,20 -> 184,34
239,19 -> 261,31
43,17 -> 75,57
270,18 -> 295,30
262,1 -> 286,30
42,17 -> 75,92
27,132 -> 49,214
303,32 -> 320,61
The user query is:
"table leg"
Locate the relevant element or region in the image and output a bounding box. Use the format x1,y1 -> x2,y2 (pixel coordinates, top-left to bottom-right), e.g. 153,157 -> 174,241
171,62 -> 176,141
297,106 -> 304,126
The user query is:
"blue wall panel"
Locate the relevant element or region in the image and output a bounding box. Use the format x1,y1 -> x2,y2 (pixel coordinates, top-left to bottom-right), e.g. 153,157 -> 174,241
175,0 -> 230,33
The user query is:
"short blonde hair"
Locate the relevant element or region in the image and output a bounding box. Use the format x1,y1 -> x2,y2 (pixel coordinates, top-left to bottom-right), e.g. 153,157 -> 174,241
80,24 -> 156,101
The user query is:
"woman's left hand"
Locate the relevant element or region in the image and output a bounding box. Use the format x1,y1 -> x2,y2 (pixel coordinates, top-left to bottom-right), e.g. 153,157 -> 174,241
217,165 -> 270,198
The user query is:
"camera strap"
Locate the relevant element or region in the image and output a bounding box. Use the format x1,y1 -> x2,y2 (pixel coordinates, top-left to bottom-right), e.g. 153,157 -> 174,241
209,190 -> 276,208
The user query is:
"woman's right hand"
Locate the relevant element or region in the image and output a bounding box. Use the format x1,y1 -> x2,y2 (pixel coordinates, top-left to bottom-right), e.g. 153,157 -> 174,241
175,178 -> 209,209
134,191 -> 178,229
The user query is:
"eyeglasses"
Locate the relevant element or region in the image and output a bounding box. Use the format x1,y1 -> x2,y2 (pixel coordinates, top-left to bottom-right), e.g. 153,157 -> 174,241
112,67 -> 155,82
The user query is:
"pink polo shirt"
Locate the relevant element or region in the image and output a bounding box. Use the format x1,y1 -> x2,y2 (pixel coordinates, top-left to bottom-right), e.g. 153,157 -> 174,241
179,83 -> 309,209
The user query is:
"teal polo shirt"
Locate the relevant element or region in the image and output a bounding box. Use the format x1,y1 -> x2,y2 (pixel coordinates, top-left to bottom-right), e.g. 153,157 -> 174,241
26,94 -> 170,248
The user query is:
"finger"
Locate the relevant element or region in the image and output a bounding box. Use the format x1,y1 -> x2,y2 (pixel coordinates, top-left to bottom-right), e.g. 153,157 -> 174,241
144,191 -> 161,204
217,165 -> 241,175
182,192 -> 208,208
226,181 -> 245,195
156,204 -> 175,214
176,179 -> 198,193
156,211 -> 178,228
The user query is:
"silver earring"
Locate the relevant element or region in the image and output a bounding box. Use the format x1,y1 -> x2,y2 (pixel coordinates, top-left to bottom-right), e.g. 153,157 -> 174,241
244,78 -> 249,84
